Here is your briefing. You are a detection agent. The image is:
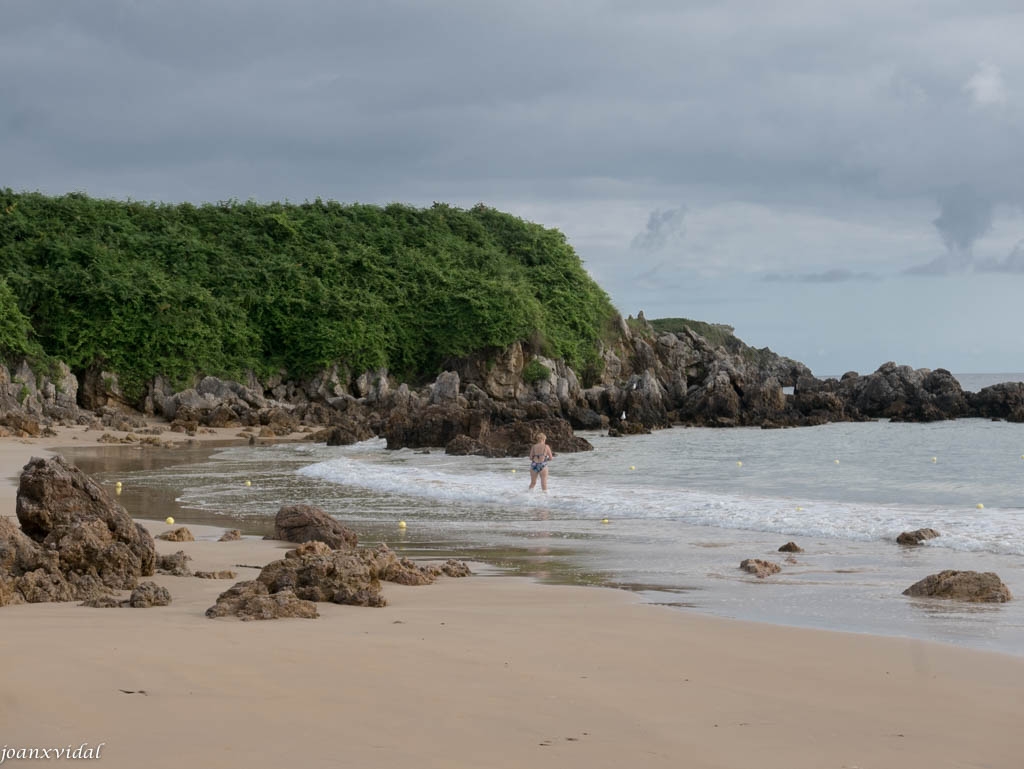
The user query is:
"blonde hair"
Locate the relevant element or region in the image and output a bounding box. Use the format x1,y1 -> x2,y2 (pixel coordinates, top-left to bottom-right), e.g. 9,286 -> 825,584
535,432 -> 546,442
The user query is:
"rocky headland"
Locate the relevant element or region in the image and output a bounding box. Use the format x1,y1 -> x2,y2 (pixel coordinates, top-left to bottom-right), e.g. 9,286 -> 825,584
2,312 -> 1022,455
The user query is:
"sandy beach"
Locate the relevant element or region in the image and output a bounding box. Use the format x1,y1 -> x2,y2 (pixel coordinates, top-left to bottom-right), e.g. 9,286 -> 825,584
2,426 -> 1023,769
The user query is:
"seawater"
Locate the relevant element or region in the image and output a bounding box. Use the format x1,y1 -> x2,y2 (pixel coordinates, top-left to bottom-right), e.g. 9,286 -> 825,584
97,373 -> 1024,655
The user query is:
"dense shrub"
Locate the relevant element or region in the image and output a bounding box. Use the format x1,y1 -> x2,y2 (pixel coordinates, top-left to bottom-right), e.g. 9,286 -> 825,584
0,191 -> 617,397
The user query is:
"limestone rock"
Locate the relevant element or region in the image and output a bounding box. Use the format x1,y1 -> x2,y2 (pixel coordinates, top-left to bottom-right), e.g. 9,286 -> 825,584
157,527 -> 195,542
156,551 -> 192,576
896,528 -> 940,546
15,455 -> 156,591
218,529 -> 242,542
128,581 -> 171,607
740,558 -> 781,578
205,581 -> 320,621
778,542 -> 804,553
902,571 -> 1011,603
271,504 -> 357,550
194,570 -> 238,580
258,547 -> 384,606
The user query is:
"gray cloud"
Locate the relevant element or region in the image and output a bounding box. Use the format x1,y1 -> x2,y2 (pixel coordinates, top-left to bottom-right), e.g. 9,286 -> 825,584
763,269 -> 880,283
631,207 -> 687,252
3,0 -> 1024,372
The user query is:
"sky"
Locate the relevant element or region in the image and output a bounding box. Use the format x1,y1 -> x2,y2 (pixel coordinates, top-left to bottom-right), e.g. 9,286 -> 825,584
2,1 -> 1023,375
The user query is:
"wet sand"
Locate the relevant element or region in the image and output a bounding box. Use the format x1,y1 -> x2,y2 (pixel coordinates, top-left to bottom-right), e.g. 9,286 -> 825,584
2,425 -> 1024,768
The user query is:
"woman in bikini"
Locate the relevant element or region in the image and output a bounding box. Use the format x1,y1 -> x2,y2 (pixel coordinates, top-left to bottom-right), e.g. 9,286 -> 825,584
528,432 -> 555,491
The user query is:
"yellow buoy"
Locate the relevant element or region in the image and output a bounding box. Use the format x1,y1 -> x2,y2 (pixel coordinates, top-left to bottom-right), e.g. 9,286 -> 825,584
244,480 -> 252,487
736,460 -> 743,467
511,469 -> 516,473
398,520 -> 407,528
629,465 -> 636,471
115,487 -> 122,495
976,503 -> 984,509
834,459 -> 840,464
601,518 -> 610,524
931,457 -> 937,463
796,506 -> 804,512
115,481 -> 122,488
165,517 -> 174,525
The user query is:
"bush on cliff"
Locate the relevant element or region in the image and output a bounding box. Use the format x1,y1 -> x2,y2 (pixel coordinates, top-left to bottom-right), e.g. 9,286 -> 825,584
0,191 -> 617,397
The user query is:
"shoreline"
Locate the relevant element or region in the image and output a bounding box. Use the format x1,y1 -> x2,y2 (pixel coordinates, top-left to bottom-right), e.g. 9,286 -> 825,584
3,427 -> 1024,767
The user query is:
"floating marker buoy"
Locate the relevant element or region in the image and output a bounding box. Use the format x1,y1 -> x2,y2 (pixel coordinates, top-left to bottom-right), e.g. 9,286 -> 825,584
398,520 -> 407,528
244,480 -> 252,487
165,517 -> 174,525
834,459 -> 840,464
511,469 -> 516,473
796,506 -> 804,512
976,503 -> 984,509
115,481 -> 122,488
601,518 -> 610,524
931,457 -> 937,463
629,465 -> 636,471
736,461 -> 743,467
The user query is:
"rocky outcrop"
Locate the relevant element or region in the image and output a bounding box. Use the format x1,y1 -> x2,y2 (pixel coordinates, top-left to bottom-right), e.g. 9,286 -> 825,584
967,382 -> 1024,422
157,527 -> 195,542
778,542 -> 804,553
902,571 -> 1012,603
4,456 -> 156,605
740,558 -> 781,578
156,551 -> 192,576
205,581 -> 320,620
128,581 -> 172,607
206,541 -> 471,620
271,504 -> 358,550
218,529 -> 242,542
897,528 -> 940,546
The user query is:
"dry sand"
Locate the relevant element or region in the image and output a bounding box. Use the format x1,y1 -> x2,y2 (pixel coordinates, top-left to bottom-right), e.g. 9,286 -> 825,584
2,426 -> 1023,769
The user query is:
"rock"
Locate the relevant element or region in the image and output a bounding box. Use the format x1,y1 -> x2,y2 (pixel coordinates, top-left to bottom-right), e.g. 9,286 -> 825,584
902,571 -> 1011,602
778,542 -> 804,553
194,570 -> 238,580
156,527 -> 195,542
740,558 -> 781,578
896,528 -> 940,546
81,596 -> 125,608
128,581 -> 171,607
218,529 -> 242,542
14,456 -> 155,595
271,504 -> 358,550
445,435 -> 507,457
430,559 -> 473,578
156,551 -> 192,576
205,581 -> 320,621
360,544 -> 436,586
286,541 -> 334,559
258,548 -> 385,607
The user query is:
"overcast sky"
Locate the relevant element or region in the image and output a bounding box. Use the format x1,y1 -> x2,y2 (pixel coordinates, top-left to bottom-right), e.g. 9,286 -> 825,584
3,1 -> 1023,375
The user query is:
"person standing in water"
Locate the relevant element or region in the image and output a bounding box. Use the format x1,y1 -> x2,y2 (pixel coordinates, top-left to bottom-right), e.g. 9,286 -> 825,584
528,432 -> 555,491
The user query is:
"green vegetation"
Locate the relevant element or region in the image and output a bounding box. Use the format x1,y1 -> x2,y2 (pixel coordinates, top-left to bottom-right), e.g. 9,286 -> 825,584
0,190 -> 617,398
648,317 -> 739,349
521,358 -> 551,384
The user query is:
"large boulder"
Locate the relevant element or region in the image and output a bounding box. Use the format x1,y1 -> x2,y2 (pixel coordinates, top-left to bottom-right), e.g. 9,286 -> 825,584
902,571 -> 1012,603
271,504 -> 358,550
15,455 -> 156,591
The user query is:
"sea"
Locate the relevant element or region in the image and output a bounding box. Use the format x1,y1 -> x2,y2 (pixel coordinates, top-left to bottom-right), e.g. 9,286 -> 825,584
78,373 -> 1024,656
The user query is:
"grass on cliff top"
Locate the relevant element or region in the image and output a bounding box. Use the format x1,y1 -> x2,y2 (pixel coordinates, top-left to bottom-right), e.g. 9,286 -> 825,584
0,190 -> 618,398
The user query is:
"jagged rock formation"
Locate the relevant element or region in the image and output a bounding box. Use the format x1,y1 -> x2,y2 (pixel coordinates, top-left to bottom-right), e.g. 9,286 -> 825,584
1,456 -> 156,605
740,558 -> 781,578
4,313 -> 1024,446
207,540 -> 471,620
